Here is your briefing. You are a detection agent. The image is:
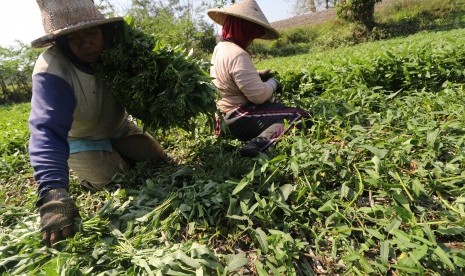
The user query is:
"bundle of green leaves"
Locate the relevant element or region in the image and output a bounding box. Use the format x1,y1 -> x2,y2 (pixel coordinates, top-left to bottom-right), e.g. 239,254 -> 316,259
94,18 -> 216,131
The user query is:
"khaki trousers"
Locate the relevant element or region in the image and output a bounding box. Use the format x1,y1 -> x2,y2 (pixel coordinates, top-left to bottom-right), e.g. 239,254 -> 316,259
68,122 -> 164,190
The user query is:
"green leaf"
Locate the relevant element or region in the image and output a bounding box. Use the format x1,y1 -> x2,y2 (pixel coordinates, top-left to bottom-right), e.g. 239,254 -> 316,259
453,255 -> 465,268
360,145 -> 388,158
333,223 -> 352,236
175,252 -> 201,269
290,161 -> 299,177
226,215 -> 248,221
410,244 -> 428,261
391,229 -> 417,249
343,252 -> 360,262
392,193 -> 411,212
358,256 -> 375,274
385,217 -> 402,234
380,240 -> 389,266
318,200 -> 335,212
422,225 -> 437,245
133,258 -> 155,276
254,261 -> 269,276
255,228 -> 269,254
232,166 -> 255,195
433,246 -> 455,270
240,201 -> 249,214
436,227 -> 465,236
366,228 -> 385,240
340,183 -> 353,199
411,179 -> 425,197
278,184 -> 294,201
172,166 -> 194,179
224,253 -> 248,272
265,260 -> 281,275
426,128 -> 440,148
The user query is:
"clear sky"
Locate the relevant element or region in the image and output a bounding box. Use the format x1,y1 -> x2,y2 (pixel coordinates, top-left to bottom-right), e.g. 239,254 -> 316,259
0,0 -> 293,48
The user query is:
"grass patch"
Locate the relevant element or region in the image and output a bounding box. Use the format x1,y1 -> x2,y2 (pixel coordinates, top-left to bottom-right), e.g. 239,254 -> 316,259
251,0 -> 465,58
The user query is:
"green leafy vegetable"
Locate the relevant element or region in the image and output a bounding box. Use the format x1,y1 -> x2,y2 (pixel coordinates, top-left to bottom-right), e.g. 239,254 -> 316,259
94,18 -> 216,131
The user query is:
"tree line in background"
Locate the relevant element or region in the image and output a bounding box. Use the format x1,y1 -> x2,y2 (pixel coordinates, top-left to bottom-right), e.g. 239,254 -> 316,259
293,0 -> 339,13
0,44 -> 42,104
0,0 -> 380,105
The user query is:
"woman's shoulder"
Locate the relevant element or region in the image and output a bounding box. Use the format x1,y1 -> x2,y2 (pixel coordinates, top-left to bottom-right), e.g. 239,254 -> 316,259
215,41 -> 250,64
33,46 -> 72,78
217,41 -> 247,55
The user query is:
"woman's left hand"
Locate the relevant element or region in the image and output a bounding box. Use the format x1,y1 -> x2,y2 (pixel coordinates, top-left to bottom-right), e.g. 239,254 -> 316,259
258,69 -> 272,81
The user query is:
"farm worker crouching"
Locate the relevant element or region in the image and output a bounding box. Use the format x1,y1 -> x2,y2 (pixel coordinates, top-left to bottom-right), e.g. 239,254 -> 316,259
28,0 -> 166,247
207,0 -> 311,157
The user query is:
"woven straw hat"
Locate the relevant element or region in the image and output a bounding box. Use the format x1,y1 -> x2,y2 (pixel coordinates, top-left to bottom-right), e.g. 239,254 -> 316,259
31,0 -> 123,48
207,0 -> 279,40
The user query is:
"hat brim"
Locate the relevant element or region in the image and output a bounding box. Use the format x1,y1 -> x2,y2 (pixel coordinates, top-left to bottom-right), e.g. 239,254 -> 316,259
31,17 -> 124,48
207,9 -> 279,40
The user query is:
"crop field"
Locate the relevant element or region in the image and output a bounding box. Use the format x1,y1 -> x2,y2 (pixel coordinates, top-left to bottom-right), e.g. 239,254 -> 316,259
1,28 -> 465,275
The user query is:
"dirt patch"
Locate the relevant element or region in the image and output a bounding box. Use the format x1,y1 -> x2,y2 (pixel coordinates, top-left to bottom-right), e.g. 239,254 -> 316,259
271,9 -> 336,30
271,0 -> 394,30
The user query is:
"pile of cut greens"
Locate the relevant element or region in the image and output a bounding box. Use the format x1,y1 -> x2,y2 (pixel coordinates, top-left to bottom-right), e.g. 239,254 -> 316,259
94,19 -> 216,131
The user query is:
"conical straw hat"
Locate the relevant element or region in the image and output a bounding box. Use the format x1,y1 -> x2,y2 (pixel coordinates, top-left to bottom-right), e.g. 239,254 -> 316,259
31,0 -> 123,48
207,0 -> 279,40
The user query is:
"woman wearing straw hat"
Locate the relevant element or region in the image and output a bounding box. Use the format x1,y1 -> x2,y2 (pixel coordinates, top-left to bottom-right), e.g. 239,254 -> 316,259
208,0 -> 311,157
29,0 -> 165,247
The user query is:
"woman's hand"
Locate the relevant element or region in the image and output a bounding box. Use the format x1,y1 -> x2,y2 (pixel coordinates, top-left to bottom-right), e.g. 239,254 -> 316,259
258,69 -> 272,81
38,188 -> 80,247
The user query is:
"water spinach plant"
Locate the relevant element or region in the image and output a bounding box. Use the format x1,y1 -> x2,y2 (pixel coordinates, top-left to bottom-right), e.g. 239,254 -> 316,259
93,18 -> 216,131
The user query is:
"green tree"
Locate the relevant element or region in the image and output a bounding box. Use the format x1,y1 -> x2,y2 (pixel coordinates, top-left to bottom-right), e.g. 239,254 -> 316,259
127,0 -> 216,57
212,0 -> 235,7
0,43 -> 41,103
94,0 -> 118,17
291,0 -> 339,15
337,0 -> 382,29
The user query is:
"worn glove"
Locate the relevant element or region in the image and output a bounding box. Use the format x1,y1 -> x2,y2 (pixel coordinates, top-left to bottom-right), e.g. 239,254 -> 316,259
258,69 -> 272,81
266,78 -> 282,93
39,188 -> 80,247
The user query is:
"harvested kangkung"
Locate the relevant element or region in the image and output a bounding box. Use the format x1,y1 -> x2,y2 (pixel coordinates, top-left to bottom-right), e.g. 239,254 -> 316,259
94,19 -> 216,131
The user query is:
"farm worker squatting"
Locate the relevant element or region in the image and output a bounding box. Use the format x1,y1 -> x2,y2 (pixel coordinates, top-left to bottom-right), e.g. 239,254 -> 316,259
28,0 -> 166,247
208,0 -> 311,157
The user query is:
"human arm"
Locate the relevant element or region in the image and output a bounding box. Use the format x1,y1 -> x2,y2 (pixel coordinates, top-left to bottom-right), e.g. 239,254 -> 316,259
258,68 -> 281,95
29,72 -> 79,246
230,53 -> 278,104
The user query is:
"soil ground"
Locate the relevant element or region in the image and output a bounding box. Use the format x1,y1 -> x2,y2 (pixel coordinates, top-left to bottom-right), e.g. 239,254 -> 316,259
271,0 -> 393,30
